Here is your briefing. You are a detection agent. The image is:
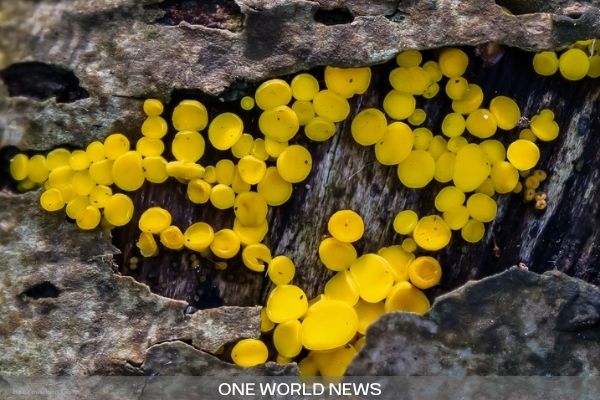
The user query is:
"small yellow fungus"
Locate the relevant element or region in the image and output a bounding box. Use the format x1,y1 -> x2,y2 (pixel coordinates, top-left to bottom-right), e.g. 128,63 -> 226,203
257,166 -> 293,206
439,47 -> 469,78
143,156 -> 168,184
57,184 -> 75,203
103,133 -> 130,160
234,191 -> 268,226
210,229 -> 240,259
268,255 -> 295,285
327,209 -> 364,243
135,137 -> 164,157
240,96 -> 255,111
524,188 -> 536,202
273,319 -> 303,358
407,108 -> 426,126
452,84 -> 484,114
489,96 -> 521,130
354,299 -> 385,335
88,185 -> 112,208
480,139 -> 506,164
184,222 -> 214,251
17,179 -> 36,192
318,237 -> 358,271
233,218 -> 268,245
491,161 -> 519,193
26,155 -> 49,183
525,175 -> 540,189
49,166 -> 72,188
305,116 -> 336,142
477,179 -> 496,197
397,150 -> 435,188
447,136 -> 468,153
427,135 -> 448,160
203,165 -> 217,183
231,133 -> 254,159
559,48 -> 590,81
519,128 -> 537,142
441,112 -> 466,138
461,218 -> 485,243
423,60 -> 443,82
445,77 -> 469,100
313,344 -> 358,377
241,243 -> 271,271
209,184 -> 235,210
324,270 -> 360,306
208,112 -> 244,151
260,308 -> 275,332
402,237 -> 417,253
40,188 -> 65,211
231,339 -> 268,368
214,159 -> 235,185
375,122 -> 414,165
533,51 -> 559,76
112,151 -> 145,191
258,105 -> 300,142
141,116 -> 168,140
466,109 -> 497,139
442,205 -> 470,230
103,193 -> 134,226
251,138 -> 269,161
393,210 -> 418,235
312,90 -> 350,122
350,254 -> 394,303
187,179 -> 211,204
466,193 -> 497,223
237,155 -> 267,185
89,159 -> 114,185
291,73 -> 320,101
276,144 -> 312,183
301,299 -> 357,350
413,127 -> 433,150
255,79 -> 292,110
298,354 -> 319,377
47,148 -> 72,169
389,66 -> 431,95
172,100 -> 208,132
413,215 -> 452,251
588,55 -> 600,78
9,154 -> 29,181
377,245 -> 414,282
171,130 -> 205,163
513,181 -> 523,194
434,152 -> 456,183
507,139 -> 540,171
530,114 -> 559,141
143,98 -> 164,117
65,195 -> 89,220
266,284 -> 308,323
533,169 -> 547,182
76,205 -> 101,230
384,281 -> 430,314
422,82 -> 440,99
324,66 -> 371,98
535,198 -> 548,210
291,100 -> 315,126
160,225 -> 185,250
68,150 -> 90,172
453,143 -> 491,192
408,256 -> 442,289
351,108 -> 388,146
139,207 -> 172,234
264,137 -> 288,158
382,90 -> 416,120
396,50 -> 422,67
71,171 -> 95,196
434,186 -> 465,212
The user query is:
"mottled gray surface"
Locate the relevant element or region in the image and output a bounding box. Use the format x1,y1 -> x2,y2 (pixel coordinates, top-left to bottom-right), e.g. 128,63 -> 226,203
347,267 -> 600,376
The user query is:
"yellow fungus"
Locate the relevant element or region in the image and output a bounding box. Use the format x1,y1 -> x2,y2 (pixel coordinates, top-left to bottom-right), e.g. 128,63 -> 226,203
452,84 -> 484,114
588,55 -> 600,78
524,188 -> 536,202
203,165 -> 217,183
17,179 -> 37,192
533,169 -> 547,182
324,66 -> 371,98
465,109 -> 497,139
251,138 -> 269,161
447,136 -> 468,153
291,73 -> 320,101
396,50 -> 422,67
276,144 -> 312,183
112,151 -> 145,191
434,152 -> 456,183
234,191 -> 268,226
49,166 -> 73,188
103,193 -> 134,226
56,184 -> 75,203
89,159 -> 114,185
377,245 -> 414,282
257,166 -> 293,206
535,198 -> 548,210
305,116 -> 336,142
382,90 -> 416,120
408,256 -> 441,289
313,344 -> 358,377
255,79 -> 292,110
442,205 -> 470,230
103,133 -> 130,160
324,270 -> 359,306
476,177 -> 496,197
65,195 -> 89,220
441,112 -> 466,138
291,100 -> 315,126
422,82 -> 440,99
233,165 -> 252,194
413,215 -> 452,251
434,186 -> 465,212
559,48 -> 590,81
9,154 -> 29,181
171,130 -> 205,162
67,150 -> 89,172
187,179 -> 211,204
533,51 -> 559,76
240,96 -> 255,111
237,155 -> 267,185
489,96 -> 521,130
530,114 -> 559,141
401,237 -> 417,253
298,354 -> 319,377
25,155 -> 49,184
209,184 -> 235,210
354,300 -> 385,336
439,47 -> 469,78
519,128 -> 537,142
413,127 -> 433,150
172,100 -> 208,131
160,225 -> 185,250
208,112 -> 244,151
374,122 -> 414,166
427,135 -> 448,160
453,143 -> 491,192
40,188 -> 65,212
233,218 -> 268,246
466,193 -> 497,223
491,161 -> 519,193
268,255 -> 295,285
389,66 -> 431,95
231,339 -> 268,368
135,137 -> 164,157
318,237 -> 358,271
393,210 -> 418,235
351,108 -> 388,146
143,156 -> 168,184
141,116 -> 168,139
258,105 -> 300,142
513,181 -> 523,194
210,229 -> 240,259
327,209 -> 364,243
264,137 -> 288,158
139,207 -> 172,234
184,222 -> 214,251
273,319 -> 303,358
349,254 -> 394,303
480,139 -> 506,164
312,89 -> 350,122
266,284 -> 308,323
301,299 -> 357,350
88,184 -> 112,208
260,308 -> 275,332
71,171 -> 95,196
384,281 -> 430,314
397,150 -> 435,188
507,139 -> 540,171
166,161 -> 205,181
525,175 -> 540,189
231,133 -> 254,159
408,109 -> 426,127
422,60 -> 443,82
76,205 -> 101,230
461,218 -> 485,243
212,159 -> 234,186
445,77 -> 469,100
47,148 -> 72,170
143,98 -> 164,117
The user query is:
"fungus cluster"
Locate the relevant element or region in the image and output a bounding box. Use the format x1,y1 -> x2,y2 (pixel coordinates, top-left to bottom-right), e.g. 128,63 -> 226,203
532,39 -> 600,80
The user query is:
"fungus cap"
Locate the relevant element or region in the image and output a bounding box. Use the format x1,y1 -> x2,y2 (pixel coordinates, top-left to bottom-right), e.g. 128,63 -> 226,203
136,137 -> 165,157
143,156 -> 168,184
233,218 -> 268,246
10,154 -> 29,181
434,186 -> 465,212
393,210 -> 419,235
240,96 -> 255,111
413,128 -> 433,150
354,300 -> 385,336
234,191 -> 268,227
312,90 -> 350,122
408,256 -> 442,289
291,73 -> 320,101
452,84 -> 483,114
324,270 -> 360,306
413,215 -> 452,251
305,116 -> 336,142
312,344 -> 358,377
445,77 -> 469,100
324,66 -> 371,98
466,109 -> 497,139
231,339 -> 268,368
103,133 -> 130,160
69,150 -> 90,172
453,143 -> 491,192
490,161 -> 519,193
559,48 -> 590,81
139,207 -> 172,234
533,51 -> 559,76
530,115 -> 559,142
48,165 -> 74,188
208,112 -> 244,150
184,222 -> 214,251
349,254 -> 394,303
276,144 -> 312,183
428,135 -> 448,160
301,299 -> 358,351
88,184 -> 112,208
266,284 -> 308,323
66,196 -> 89,220
489,96 -> 521,130
389,66 -> 431,95
260,308 -> 275,333
268,256 -> 295,285
318,237 -> 358,271
384,281 -> 430,314
257,166 -> 293,206
382,90 -> 416,120
351,108 -> 388,146
112,151 -> 145,191
76,206 -> 101,230
210,184 -> 235,210
143,98 -> 164,117
438,47 -> 469,78
377,245 -> 414,282
397,150 -> 435,189
447,136 -> 468,153
273,320 -> 303,358
255,79 -> 292,110
264,137 -> 288,158
402,238 -> 417,253
258,105 -> 300,142
85,142 -> 105,163
292,100 -> 316,126
141,116 -> 168,139
47,148 -> 71,170
251,138 -> 269,161
423,60 -> 443,82
40,188 -> 65,212
480,140 -> 506,164
422,82 -> 440,99
237,155 -> 267,185
441,112 -> 466,138
242,243 -> 271,272
72,171 -> 95,196
327,210 -> 364,243
210,229 -> 240,259
461,218 -> 485,243
443,205 -> 470,230
375,122 -> 414,165
89,159 -> 114,186
434,152 -> 456,183
172,131 -> 205,162
396,50 -> 423,67
231,133 -> 254,159
103,193 -> 134,226
187,179 -> 212,204
160,225 -> 185,250
507,139 -> 540,171
172,100 -> 208,131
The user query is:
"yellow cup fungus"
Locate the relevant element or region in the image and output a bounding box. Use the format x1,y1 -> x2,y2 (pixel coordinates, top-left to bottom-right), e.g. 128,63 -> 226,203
393,209 -> 418,235
88,185 -> 112,208
350,108 -> 388,146
465,109 -> 498,139
396,49 -> 423,67
255,79 -> 292,110
301,299 -> 358,351
304,116 -> 336,142
558,48 -> 590,81
136,137 -> 164,157
324,66 -> 371,98
233,218 -> 268,246
260,308 -> 275,333
210,184 -> 235,209
89,159 -> 114,186
291,73 -> 320,101
187,179 -> 212,204
397,150 -> 435,188
434,186 -> 465,212
267,255 -> 295,285
276,144 -> 312,183
84,141 -> 105,163
251,138 -> 269,161
264,137 -> 288,158
438,47 -> 469,78
489,96 -> 521,130
389,66 -> 431,95
233,191 -> 268,226
141,116 -> 168,139
354,300 -> 385,335
103,193 -> 134,226
318,237 -> 358,271
327,209 -> 364,243
533,51 -> 559,76
466,193 -> 497,223
312,90 -> 350,122
257,166 -> 293,206
208,112 -> 244,150
408,256 -> 442,289
384,281 -> 430,314
183,222 -> 214,251
242,243 -> 272,272
231,133 -> 254,159
530,114 -> 559,141
172,100 -> 208,132
237,155 -> 267,185
65,196 -> 89,220
240,96 -> 255,111
10,153 -> 29,181
47,148 -> 72,169
210,228 -> 241,259
461,218 -> 485,243
138,207 -> 172,234
452,84 -> 483,114
273,319 -> 303,358
445,77 -> 469,100
292,100 -> 316,126
103,133 -> 130,160
588,55 -> 600,78
441,112 -> 466,138
350,254 -> 394,303
26,155 -> 49,183
40,188 -> 65,212
68,150 -> 90,172
143,156 -> 168,184
143,98 -> 164,117
112,151 -> 145,191
231,339 -> 269,367
159,225 -> 185,250
258,105 -> 300,142
490,161 -> 519,193
423,60 -> 443,82
442,205 -> 470,230
507,139 -> 540,171
313,344 -> 358,377
171,130 -> 205,162
401,237 -> 417,253
137,231 -> 159,257
453,143 -> 491,192
324,270 -> 360,306
377,245 -> 414,282
374,122 -> 414,165
434,152 -> 456,183
383,90 -> 416,120
412,215 -> 452,251
266,284 -> 308,323
76,205 -> 101,230
428,135 -> 448,160
447,136 -> 468,153
72,171 -> 95,196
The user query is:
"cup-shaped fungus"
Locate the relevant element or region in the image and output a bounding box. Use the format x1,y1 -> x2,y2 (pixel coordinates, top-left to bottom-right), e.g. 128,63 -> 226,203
233,218 -> 268,246
72,171 -> 95,196
441,112 -> 466,137
40,188 -> 64,212
445,77 -> 469,100
264,138 -> 289,158
143,156 -> 168,184
402,238 -> 417,253
233,191 -> 268,227
88,185 -> 112,208
26,155 -> 49,183
354,299 -> 385,335
136,137 -> 164,157
258,105 -> 300,142
48,166 -> 72,188
324,66 -> 371,98
138,207 -> 172,234
324,270 -> 360,306
408,108 -> 427,126
103,194 -> 134,226
257,167 -> 293,206
434,152 -> 456,183
237,155 -> 267,185
374,122 -> 414,165
208,112 -> 244,150
327,209 -> 364,243
251,139 -> 269,161
143,98 -> 164,116
267,255 -> 295,285
210,229 -> 241,259
559,48 -> 590,81
273,319 -> 303,358
452,84 -> 483,114
183,222 -> 214,251
461,218 -> 485,243
112,151 -> 145,191
408,256 -> 442,289
276,145 -> 312,183
530,114 -> 559,141
413,215 -> 452,251
532,51 -> 559,76
242,243 -> 271,272
47,148 -> 71,169
171,100 -> 208,131
384,281 -> 430,314
489,96 -> 521,130
89,159 -> 114,186
466,109 -> 497,139
301,299 -> 358,351
350,108 -> 387,146
159,225 -> 185,250
260,308 -> 275,333
69,150 -> 90,172
443,205 -> 470,230
10,154 -> 29,181
231,339 -> 269,367
209,184 -> 235,210
507,139 -> 540,171
313,344 -> 358,377
466,193 -> 497,223
389,66 -> 431,95
490,161 -> 519,193
312,90 -> 350,122
304,116 -> 336,142
103,133 -> 130,160
349,254 -> 394,303
171,131 -> 205,163
292,100 -> 316,126
255,79 -> 292,110
423,60 -> 443,81
187,179 -> 212,204
383,90 -> 416,120
453,143 -> 491,192
427,135 -> 447,160
438,47 -> 469,78
393,209 -> 419,235
377,245 -> 415,282
240,96 -> 255,111
66,196 -> 89,220
76,205 -> 101,230
397,150 -> 436,188
291,73 -> 320,101
231,133 -> 254,159
266,284 -> 308,323
141,116 -> 168,139
434,186 -> 465,212
318,237 -> 358,271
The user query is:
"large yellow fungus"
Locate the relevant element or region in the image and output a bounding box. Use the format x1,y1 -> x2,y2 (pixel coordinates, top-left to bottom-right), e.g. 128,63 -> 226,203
112,151 -> 145,191
375,122 -> 414,165
434,186 -> 465,212
210,228 -> 241,259
412,215 -> 452,251
327,209 -> 364,243
172,100 -> 208,131
266,284 -> 308,323
27,155 -> 49,183
301,299 -> 357,351
171,130 -> 205,162
267,255 -> 295,285
507,139 -> 540,171
324,66 -> 371,98
393,209 -> 418,235
237,155 -> 267,185
143,156 -> 168,184
318,237 -> 358,271
255,79 -> 292,110
209,184 -> 235,209
276,145 -> 312,183
559,48 -> 590,80
533,51 -> 559,76
383,90 -> 416,120
40,188 -> 64,212
377,245 -> 414,282
88,185 -> 112,208
257,166 -> 293,206
324,270 -> 360,306
312,90 -> 350,122
351,108 -> 388,146
242,243 -> 272,272
438,47 -> 469,78
183,222 -> 214,251
103,193 -> 134,226
10,154 -> 29,181
138,207 -> 172,234
273,319 -> 303,358
103,133 -> 130,160
231,339 -> 269,367
350,254 -> 394,303
89,159 -> 114,185
159,225 -> 185,250
461,218 -> 485,243
384,281 -> 430,314
466,109 -> 497,139
76,205 -> 101,230
304,116 -> 336,142
453,143 -> 491,192
258,105 -> 300,142
489,96 -> 521,130
233,191 -> 268,226
397,150 -> 435,188
187,179 -> 212,204
291,73 -> 320,101
408,256 -> 442,289
208,112 -> 244,150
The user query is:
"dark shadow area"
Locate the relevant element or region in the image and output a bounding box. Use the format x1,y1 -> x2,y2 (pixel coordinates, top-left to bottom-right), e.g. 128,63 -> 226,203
21,282 -> 61,299
150,0 -> 244,32
314,7 -> 355,25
